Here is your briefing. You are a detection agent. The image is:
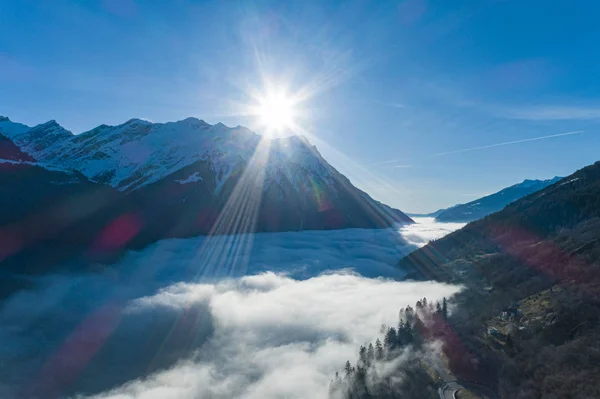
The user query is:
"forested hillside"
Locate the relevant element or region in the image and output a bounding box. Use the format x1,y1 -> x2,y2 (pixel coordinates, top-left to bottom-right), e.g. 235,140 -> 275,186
330,298 -> 450,399
399,161 -> 600,398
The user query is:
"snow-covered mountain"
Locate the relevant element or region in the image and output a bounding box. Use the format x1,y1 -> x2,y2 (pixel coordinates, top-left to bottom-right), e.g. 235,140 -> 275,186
1,117 -> 259,191
0,116 -> 412,272
434,177 -> 562,223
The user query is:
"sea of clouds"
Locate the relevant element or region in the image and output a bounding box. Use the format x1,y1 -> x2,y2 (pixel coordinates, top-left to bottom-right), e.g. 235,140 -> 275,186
0,218 -> 463,399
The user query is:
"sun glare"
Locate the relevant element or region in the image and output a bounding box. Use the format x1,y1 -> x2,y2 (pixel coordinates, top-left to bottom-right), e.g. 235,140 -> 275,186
253,88 -> 297,136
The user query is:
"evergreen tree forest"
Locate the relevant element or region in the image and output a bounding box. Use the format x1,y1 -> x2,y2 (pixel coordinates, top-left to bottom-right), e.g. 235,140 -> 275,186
329,297 -> 449,399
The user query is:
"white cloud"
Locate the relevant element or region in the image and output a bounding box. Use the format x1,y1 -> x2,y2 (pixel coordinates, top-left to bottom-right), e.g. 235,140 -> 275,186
85,273 -> 457,399
0,224 -> 463,399
398,217 -> 466,247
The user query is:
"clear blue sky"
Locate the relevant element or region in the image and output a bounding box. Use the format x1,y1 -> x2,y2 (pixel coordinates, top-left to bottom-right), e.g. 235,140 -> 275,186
2,0 -> 600,212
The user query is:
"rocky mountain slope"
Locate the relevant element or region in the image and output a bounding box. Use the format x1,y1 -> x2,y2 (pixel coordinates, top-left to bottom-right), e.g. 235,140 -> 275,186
0,116 -> 412,272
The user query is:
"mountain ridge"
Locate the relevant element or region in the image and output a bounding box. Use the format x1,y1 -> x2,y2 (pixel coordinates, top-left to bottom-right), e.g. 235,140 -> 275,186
431,177 -> 562,222
0,115 -> 413,273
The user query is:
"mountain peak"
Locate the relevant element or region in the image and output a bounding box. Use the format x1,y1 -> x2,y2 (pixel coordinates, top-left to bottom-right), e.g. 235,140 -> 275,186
180,116 -> 208,125
124,118 -> 152,126
37,119 -> 62,129
0,113 -> 413,247
30,119 -> 71,135
0,116 -> 10,122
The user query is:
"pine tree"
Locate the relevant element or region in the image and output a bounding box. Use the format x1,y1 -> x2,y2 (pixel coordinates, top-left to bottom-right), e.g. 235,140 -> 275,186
329,371 -> 342,396
442,297 -> 448,318
359,345 -> 367,366
399,319 -> 413,346
397,320 -> 405,346
384,327 -> 397,350
375,338 -> 384,360
413,313 -> 426,346
354,365 -> 369,398
344,360 -> 354,378
405,305 -> 414,324
367,343 -> 375,366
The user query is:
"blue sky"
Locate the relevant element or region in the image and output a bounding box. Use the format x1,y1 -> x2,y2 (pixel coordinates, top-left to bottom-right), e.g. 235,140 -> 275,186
1,0 -> 600,212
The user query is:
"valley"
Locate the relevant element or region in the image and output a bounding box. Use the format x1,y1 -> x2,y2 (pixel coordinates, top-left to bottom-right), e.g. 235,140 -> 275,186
0,220 -> 462,399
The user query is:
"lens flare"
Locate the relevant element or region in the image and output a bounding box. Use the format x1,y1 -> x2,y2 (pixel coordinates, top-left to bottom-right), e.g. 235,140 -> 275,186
257,90 -> 295,132
250,87 -> 298,136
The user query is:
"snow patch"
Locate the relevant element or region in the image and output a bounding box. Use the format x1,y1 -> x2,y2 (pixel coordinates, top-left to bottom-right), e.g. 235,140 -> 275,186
175,172 -> 203,184
559,177 -> 579,186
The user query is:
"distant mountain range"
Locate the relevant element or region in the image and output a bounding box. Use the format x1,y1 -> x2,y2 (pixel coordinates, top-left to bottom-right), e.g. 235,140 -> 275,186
406,209 -> 445,218
0,115 -> 412,273
408,177 -> 562,222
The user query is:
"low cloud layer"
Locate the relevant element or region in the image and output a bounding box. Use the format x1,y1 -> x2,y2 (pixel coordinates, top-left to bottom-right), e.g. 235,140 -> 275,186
90,274 -> 457,399
0,221 -> 462,399
398,217 -> 465,247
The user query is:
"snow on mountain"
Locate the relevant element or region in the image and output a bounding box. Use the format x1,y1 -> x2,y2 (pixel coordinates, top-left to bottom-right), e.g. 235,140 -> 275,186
0,116 -> 400,215
175,172 -> 203,184
0,117 -> 263,191
0,115 -> 413,272
0,117 -> 72,155
1,117 -> 346,198
434,176 -> 563,223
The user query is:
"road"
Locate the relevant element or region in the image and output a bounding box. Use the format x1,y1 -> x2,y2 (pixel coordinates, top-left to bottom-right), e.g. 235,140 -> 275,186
439,381 -> 462,398
439,380 -> 497,399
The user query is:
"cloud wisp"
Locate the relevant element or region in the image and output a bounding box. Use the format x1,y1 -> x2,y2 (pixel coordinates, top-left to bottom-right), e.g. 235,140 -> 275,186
374,129 -> 583,168
433,130 -> 583,157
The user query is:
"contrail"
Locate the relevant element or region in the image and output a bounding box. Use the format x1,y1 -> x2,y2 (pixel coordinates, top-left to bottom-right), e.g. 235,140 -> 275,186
373,130 -> 584,166
434,130 -> 584,156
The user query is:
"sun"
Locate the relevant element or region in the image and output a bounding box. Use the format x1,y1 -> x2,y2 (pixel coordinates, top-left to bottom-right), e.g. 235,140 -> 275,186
253,88 -> 297,135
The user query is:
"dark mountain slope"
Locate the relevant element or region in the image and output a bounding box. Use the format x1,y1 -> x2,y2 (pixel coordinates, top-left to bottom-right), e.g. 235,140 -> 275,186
0,116 -> 412,274
0,133 -> 35,162
0,160 -> 123,273
104,142 -> 413,250
399,163 -> 600,398
0,116 -> 412,232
